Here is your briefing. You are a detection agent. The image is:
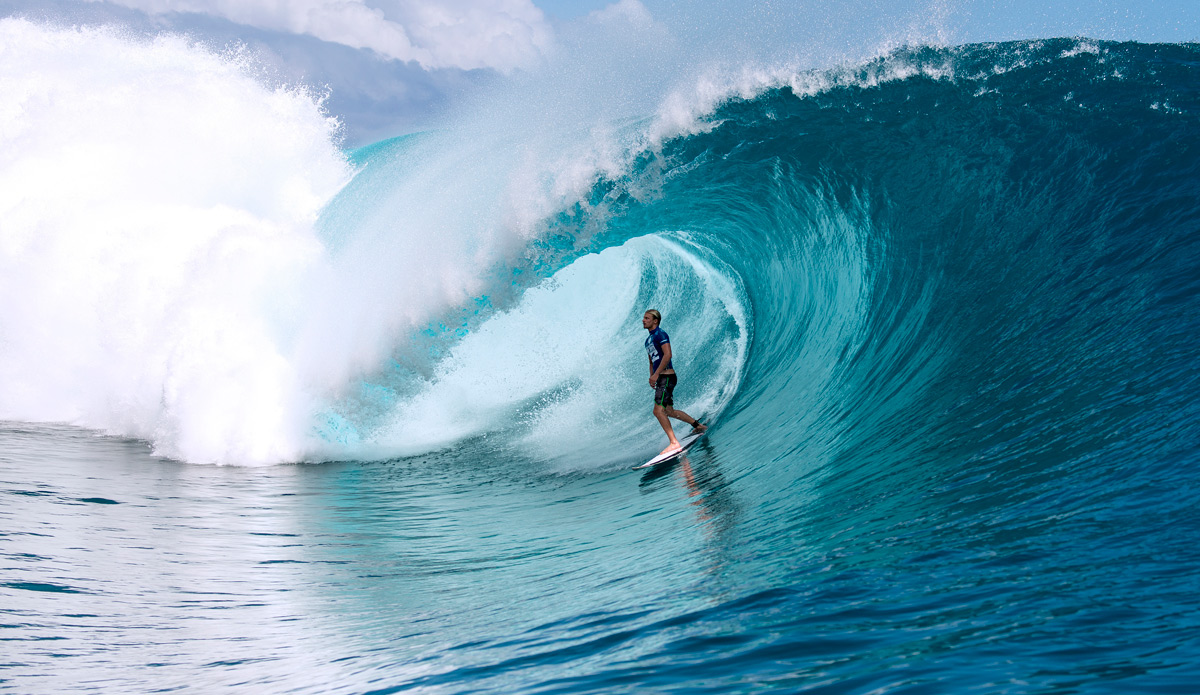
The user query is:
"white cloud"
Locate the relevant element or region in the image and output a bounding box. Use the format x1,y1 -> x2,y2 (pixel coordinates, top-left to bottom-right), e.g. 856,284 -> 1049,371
392,0 -> 552,72
587,0 -> 651,27
82,0 -> 553,70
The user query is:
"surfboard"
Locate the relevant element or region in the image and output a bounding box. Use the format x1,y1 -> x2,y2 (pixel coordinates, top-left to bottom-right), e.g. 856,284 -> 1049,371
633,429 -> 707,470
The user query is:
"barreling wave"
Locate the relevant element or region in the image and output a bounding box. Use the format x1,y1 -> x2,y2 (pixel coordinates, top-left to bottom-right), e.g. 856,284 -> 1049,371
2,18 -> 1198,476
323,37 -> 1200,484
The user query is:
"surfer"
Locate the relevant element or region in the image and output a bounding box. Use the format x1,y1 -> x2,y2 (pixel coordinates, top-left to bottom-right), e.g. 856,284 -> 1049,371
643,309 -> 706,456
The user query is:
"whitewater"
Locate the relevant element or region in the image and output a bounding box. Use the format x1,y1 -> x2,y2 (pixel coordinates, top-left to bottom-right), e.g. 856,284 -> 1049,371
3,13 -> 1200,695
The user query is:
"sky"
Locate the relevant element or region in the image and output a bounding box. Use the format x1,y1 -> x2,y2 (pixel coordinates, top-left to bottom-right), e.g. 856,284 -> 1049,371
3,0 -> 1198,146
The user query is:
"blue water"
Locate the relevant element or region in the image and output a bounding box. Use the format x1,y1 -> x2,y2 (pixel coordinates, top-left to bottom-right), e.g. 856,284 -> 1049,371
4,38 -> 1200,693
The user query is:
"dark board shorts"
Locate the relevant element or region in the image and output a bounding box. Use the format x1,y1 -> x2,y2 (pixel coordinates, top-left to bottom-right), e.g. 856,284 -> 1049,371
654,373 -> 678,407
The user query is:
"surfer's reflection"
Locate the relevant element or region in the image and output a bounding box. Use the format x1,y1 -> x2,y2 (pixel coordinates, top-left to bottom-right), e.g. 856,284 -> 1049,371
638,442 -> 740,546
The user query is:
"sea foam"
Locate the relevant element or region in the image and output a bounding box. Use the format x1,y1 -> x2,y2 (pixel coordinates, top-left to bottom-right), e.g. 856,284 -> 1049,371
0,20 -> 354,464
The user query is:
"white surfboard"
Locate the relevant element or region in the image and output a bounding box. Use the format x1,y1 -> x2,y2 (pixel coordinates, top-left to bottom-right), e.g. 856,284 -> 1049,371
633,430 -> 707,470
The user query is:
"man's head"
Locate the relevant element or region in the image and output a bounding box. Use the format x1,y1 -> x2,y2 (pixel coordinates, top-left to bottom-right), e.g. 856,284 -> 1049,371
642,309 -> 661,330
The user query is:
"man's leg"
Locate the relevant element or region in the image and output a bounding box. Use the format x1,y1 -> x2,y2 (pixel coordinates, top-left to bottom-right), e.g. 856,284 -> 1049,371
664,406 -> 705,432
654,404 -> 682,454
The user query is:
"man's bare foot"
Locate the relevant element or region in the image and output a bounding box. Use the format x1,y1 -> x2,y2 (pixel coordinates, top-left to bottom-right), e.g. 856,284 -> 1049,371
659,443 -> 683,457
691,422 -> 707,433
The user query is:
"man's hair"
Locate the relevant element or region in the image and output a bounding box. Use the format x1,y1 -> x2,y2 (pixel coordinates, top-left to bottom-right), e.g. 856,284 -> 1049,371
645,309 -> 662,324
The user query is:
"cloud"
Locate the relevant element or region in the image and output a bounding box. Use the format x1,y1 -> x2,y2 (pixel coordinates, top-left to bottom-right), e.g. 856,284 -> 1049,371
587,0 -> 652,27
81,0 -> 553,70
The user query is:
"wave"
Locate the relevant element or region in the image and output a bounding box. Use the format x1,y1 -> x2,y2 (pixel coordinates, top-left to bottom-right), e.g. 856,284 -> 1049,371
0,20 -> 352,462
2,18 -> 1198,475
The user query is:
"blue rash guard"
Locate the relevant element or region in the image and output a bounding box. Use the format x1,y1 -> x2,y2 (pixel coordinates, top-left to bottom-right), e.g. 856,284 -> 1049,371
645,327 -> 672,373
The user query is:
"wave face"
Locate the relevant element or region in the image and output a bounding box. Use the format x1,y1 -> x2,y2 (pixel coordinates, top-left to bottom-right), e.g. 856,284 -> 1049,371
611,38 -> 1200,493
3,22 -> 1200,693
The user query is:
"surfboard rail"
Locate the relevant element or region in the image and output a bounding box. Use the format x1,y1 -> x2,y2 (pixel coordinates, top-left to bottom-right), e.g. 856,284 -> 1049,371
632,430 -> 706,470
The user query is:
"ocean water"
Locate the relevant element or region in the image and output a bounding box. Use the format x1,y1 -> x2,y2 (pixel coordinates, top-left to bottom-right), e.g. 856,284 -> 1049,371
3,19 -> 1200,693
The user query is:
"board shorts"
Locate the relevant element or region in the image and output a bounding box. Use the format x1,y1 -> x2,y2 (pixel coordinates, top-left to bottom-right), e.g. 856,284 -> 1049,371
654,373 -> 678,407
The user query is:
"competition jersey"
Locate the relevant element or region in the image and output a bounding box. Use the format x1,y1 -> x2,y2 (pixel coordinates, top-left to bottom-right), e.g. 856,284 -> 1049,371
645,327 -> 673,373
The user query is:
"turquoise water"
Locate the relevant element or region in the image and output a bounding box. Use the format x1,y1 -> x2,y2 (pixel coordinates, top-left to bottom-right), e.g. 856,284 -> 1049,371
4,37 -> 1200,693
